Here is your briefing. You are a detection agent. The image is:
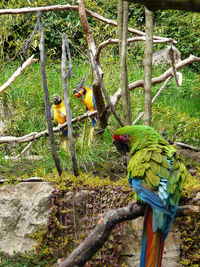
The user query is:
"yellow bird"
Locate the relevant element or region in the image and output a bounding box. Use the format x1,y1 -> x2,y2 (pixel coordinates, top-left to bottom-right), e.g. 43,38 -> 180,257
73,84 -> 97,145
51,94 -> 69,151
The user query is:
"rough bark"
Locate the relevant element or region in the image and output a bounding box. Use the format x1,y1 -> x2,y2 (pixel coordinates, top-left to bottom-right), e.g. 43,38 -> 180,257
38,12 -> 62,176
118,0 -> 132,125
143,7 -> 153,126
62,33 -> 79,177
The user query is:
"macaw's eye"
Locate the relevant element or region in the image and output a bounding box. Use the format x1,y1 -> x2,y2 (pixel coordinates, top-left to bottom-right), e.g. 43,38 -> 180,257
123,134 -> 130,143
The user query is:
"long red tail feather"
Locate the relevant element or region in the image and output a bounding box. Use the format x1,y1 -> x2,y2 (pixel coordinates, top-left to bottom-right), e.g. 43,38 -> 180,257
140,205 -> 165,267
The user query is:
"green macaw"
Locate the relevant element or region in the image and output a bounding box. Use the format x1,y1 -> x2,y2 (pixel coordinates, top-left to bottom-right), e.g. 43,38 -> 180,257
113,125 -> 187,267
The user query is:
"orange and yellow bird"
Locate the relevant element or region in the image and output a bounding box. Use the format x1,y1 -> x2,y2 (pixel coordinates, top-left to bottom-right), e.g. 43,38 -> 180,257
51,94 -> 69,151
73,84 -> 97,145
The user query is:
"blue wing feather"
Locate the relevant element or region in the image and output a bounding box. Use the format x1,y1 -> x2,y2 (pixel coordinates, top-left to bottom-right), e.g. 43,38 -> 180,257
130,178 -> 171,215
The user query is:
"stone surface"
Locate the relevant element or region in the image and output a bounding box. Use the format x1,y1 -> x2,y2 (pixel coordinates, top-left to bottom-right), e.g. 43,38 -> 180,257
0,181 -> 55,255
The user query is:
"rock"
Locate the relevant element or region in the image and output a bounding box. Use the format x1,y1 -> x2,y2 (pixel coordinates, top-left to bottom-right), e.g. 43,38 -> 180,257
0,181 -> 55,255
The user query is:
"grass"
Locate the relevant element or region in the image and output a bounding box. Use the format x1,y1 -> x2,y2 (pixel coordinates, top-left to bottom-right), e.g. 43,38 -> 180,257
0,58 -> 200,179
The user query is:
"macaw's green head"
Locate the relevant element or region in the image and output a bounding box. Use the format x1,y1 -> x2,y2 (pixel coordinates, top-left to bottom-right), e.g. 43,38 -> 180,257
113,125 -> 168,155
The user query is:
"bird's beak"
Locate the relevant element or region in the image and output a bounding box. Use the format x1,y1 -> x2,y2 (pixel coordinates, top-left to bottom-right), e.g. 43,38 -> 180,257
73,88 -> 84,98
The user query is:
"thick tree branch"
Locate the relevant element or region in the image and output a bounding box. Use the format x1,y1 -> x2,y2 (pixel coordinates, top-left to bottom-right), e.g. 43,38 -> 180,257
60,202 -> 199,267
126,0 -> 200,13
143,7 -> 153,126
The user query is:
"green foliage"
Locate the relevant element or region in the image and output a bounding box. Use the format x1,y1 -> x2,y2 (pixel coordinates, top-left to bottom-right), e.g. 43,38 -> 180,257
153,10 -> 200,59
0,251 -> 56,267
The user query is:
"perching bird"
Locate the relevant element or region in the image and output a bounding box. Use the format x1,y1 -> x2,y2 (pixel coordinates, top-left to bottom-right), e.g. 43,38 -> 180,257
113,125 -> 187,267
51,94 -> 69,151
73,84 -> 97,145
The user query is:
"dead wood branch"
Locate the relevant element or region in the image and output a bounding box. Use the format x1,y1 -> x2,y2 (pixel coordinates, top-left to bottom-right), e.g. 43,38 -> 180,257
0,4 -> 176,44
129,55 -> 200,90
111,54 -> 200,107
62,33 -> 79,176
5,141 -> 35,160
78,0 -> 106,128
38,11 -> 62,176
132,76 -> 173,125
0,177 -> 44,184
0,55 -> 37,94
174,142 -> 200,152
59,202 -> 199,267
0,111 -> 97,144
95,37 -> 175,63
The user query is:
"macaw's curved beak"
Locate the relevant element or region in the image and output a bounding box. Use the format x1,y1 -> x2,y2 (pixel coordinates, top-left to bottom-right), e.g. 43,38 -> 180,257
73,88 -> 84,98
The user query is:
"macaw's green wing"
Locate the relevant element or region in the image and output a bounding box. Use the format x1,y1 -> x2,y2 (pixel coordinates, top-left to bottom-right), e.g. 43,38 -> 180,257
127,145 -> 172,190
127,144 -> 188,209
168,155 -> 187,206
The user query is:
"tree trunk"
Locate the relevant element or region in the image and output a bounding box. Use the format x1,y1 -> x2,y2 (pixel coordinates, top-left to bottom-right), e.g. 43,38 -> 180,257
118,0 -> 132,125
143,7 -> 153,126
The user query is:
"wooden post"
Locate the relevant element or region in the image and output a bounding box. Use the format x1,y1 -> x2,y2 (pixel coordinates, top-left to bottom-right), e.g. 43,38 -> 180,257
38,11 -> 62,176
62,33 -> 79,177
143,7 -> 153,126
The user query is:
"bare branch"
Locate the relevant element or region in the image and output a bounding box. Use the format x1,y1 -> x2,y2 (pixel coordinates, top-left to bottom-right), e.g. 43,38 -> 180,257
0,111 -> 97,144
0,5 -> 78,15
174,142 -> 200,152
132,76 -> 173,125
59,202 -> 199,267
95,37 -> 175,62
38,11 -> 62,176
62,33 -> 79,177
110,54 -> 200,107
0,177 -> 44,184
0,55 -> 37,94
